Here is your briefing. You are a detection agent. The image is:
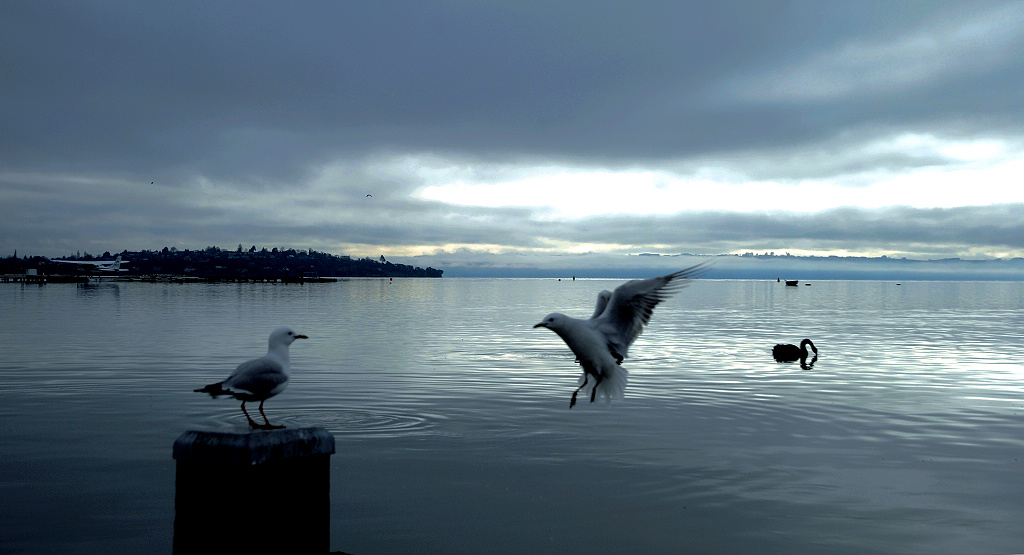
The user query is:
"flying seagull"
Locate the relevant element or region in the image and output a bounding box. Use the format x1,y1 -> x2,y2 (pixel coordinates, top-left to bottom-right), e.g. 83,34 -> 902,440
195,327 -> 308,429
534,263 -> 710,408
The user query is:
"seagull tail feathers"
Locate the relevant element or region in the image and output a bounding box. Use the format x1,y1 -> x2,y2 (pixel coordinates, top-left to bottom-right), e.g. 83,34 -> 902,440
579,365 -> 629,404
194,381 -> 230,398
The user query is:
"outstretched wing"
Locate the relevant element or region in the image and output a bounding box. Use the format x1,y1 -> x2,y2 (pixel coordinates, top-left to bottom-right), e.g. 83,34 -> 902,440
590,290 -> 613,319
592,262 -> 710,359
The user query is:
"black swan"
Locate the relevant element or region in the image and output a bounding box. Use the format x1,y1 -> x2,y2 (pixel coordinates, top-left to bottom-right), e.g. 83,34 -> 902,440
772,338 -> 817,363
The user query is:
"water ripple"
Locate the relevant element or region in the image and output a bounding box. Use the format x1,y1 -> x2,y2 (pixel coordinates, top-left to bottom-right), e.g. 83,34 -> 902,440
288,406 -> 439,438
197,404 -> 440,439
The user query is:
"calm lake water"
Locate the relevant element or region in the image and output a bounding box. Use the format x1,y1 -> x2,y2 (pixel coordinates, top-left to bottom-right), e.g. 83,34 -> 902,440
1,277 -> 1022,554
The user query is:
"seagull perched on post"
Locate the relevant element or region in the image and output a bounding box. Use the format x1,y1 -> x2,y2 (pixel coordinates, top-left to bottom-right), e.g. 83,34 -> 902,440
195,327 -> 308,429
534,263 -> 709,408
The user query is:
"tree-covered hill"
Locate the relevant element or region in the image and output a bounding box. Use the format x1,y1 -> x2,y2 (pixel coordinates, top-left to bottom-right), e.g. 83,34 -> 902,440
3,246 -> 443,278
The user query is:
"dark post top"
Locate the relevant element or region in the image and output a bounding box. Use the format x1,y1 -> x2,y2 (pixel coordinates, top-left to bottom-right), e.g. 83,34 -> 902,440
173,427 -> 335,465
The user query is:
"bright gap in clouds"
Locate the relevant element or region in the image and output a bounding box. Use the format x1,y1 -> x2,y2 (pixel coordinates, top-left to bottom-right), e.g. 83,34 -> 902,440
413,133 -> 1023,218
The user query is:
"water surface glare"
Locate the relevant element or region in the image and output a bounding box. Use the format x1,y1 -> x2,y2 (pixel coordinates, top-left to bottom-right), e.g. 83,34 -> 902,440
1,278 -> 1023,553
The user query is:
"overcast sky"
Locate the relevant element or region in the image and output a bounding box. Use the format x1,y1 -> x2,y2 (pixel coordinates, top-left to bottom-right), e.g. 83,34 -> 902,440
2,1 -> 1024,274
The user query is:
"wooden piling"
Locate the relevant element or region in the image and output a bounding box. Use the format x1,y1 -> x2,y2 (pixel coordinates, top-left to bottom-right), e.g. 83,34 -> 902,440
173,427 -> 335,554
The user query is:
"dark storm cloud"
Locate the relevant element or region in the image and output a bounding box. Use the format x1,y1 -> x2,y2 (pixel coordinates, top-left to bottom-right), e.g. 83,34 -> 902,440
5,0 -> 1020,177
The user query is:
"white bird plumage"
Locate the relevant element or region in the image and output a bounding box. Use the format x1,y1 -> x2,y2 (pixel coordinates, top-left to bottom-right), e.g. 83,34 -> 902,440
195,326 -> 308,429
534,263 -> 709,407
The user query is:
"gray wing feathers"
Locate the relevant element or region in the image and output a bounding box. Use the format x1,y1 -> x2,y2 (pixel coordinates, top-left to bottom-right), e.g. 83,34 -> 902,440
595,262 -> 710,359
590,290 -> 613,319
223,357 -> 287,396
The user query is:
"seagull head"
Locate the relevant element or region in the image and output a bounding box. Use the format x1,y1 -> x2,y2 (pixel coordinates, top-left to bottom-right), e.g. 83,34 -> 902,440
269,327 -> 309,347
533,313 -> 567,331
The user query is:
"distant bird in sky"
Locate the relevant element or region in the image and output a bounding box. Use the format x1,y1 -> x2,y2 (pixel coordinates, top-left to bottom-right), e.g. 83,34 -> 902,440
195,327 -> 308,429
534,263 -> 710,408
366,194 -> 372,197
772,339 -> 818,363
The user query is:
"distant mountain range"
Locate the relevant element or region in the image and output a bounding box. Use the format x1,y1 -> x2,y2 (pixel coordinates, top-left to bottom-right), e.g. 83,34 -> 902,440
700,254 -> 1024,281
434,253 -> 1024,280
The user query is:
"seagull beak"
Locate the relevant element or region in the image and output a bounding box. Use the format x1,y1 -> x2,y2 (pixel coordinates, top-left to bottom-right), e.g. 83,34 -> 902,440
295,334 -> 309,339
533,322 -> 546,328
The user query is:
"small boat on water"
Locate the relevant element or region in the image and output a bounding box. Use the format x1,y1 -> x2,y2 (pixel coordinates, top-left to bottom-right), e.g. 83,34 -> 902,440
785,280 -> 798,286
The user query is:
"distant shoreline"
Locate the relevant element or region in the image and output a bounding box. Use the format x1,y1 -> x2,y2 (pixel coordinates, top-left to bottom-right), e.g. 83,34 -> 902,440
435,254 -> 1024,280
6,248 -> 1024,281
1,246 -> 443,279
